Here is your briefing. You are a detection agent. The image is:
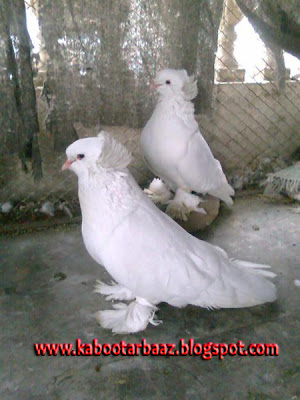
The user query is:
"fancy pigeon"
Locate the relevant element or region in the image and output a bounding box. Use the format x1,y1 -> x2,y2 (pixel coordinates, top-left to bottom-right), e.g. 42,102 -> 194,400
62,132 -> 276,334
141,68 -> 234,221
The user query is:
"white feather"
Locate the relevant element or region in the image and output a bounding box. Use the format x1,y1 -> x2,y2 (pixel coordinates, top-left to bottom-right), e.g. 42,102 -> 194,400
182,73 -> 198,100
94,301 -> 158,334
97,131 -> 132,170
141,68 -> 234,205
65,135 -> 276,334
94,280 -> 135,301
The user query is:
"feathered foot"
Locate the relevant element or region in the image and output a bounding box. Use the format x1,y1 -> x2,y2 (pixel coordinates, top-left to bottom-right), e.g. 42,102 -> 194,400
144,178 -> 172,204
95,298 -> 162,334
94,280 -> 135,301
166,189 -> 206,221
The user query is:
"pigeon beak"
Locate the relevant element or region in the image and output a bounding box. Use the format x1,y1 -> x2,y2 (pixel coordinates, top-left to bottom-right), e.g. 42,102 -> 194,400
150,81 -> 161,90
61,159 -> 74,171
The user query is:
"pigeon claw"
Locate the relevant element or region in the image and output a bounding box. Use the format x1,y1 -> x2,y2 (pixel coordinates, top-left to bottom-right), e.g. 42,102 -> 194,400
95,300 -> 159,334
144,188 -> 170,204
166,201 -> 207,221
144,178 -> 172,205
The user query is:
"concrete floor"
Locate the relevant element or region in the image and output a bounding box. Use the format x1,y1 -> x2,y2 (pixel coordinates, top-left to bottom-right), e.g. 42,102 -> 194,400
0,196 -> 299,400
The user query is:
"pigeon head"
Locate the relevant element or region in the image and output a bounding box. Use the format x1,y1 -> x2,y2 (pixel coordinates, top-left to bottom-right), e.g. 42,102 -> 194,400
152,69 -> 198,101
62,131 -> 132,177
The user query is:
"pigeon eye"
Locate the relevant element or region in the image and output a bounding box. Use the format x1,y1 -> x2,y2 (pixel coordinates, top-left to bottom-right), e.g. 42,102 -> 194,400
77,154 -> 85,160
165,80 -> 171,84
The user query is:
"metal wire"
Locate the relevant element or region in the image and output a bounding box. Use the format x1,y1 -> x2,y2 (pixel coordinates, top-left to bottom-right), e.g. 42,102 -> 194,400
0,0 -> 299,221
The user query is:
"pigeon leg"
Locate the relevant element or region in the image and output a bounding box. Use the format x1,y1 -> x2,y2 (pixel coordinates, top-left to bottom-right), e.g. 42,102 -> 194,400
166,188 -> 206,221
144,178 -> 172,204
95,298 -> 160,334
94,280 -> 135,301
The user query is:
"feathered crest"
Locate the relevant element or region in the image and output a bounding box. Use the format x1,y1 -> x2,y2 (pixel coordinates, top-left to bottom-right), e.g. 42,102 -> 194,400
96,131 -> 132,170
182,72 -> 198,101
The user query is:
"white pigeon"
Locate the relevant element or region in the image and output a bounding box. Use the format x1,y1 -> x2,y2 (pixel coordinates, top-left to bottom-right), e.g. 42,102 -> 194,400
62,132 -> 276,334
141,68 -> 234,221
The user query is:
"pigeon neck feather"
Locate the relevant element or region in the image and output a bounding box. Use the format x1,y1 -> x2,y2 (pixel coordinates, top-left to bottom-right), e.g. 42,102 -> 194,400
78,170 -> 141,229
156,94 -> 195,126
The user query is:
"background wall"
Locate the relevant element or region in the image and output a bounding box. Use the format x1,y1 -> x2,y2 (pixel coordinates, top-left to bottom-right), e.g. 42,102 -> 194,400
0,0 -> 299,215
1,80 -> 299,205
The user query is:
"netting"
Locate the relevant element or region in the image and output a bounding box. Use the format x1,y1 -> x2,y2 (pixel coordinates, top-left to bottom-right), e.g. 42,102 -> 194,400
0,0 -> 299,223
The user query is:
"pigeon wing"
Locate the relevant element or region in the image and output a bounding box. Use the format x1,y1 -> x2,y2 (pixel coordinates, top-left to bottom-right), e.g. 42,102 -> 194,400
177,130 -> 234,203
100,199 -> 220,305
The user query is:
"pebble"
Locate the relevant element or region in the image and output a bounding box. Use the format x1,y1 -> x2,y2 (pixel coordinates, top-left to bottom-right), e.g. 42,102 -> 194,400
1,202 -> 13,213
40,201 -> 55,217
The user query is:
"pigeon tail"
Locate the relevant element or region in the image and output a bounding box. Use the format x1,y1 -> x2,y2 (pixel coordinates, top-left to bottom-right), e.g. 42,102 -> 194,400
192,258 -> 277,309
95,299 -> 160,334
230,259 -> 277,307
208,182 -> 235,206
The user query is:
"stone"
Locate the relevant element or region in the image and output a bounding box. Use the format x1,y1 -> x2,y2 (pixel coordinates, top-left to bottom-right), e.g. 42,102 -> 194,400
175,194 -> 220,233
216,68 -> 245,83
40,201 -> 55,217
1,202 -> 13,213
